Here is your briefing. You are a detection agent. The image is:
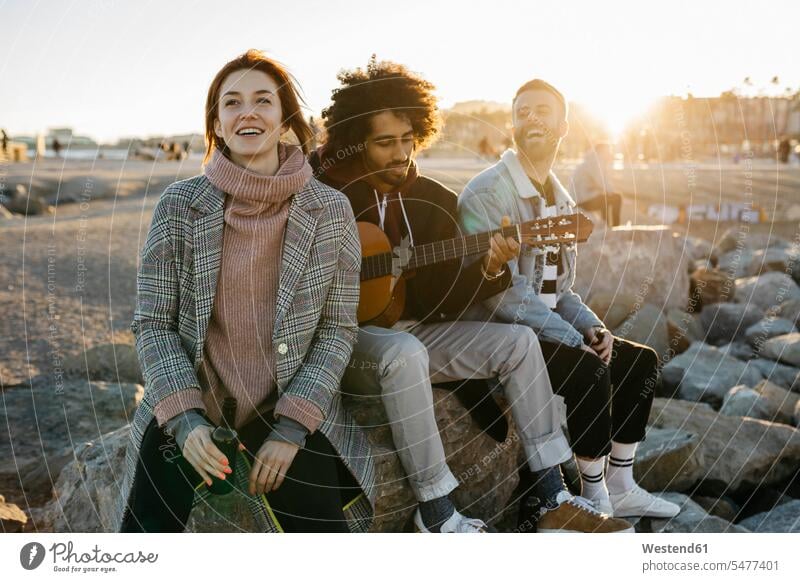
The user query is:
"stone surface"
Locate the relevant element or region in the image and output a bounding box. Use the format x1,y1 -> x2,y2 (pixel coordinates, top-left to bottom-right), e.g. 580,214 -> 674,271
587,293 -> 640,330
760,333 -> 800,367
63,343 -> 143,384
661,342 -> 764,407
613,304 -> 670,362
645,493 -> 746,532
776,298 -> 800,327
648,398 -> 800,494
718,248 -> 755,279
634,427 -> 703,492
720,385 -> 772,420
0,380 -> 143,499
0,494 -> 29,533
699,303 -> 764,346
574,227 -> 690,313
744,318 -> 797,348
692,495 -> 741,522
745,247 -> 800,277
715,228 -> 792,255
37,388 -> 521,533
717,342 -> 756,361
748,358 -> 800,393
734,272 -> 800,312
738,499 -> 800,532
665,308 -> 705,357
690,267 -> 736,306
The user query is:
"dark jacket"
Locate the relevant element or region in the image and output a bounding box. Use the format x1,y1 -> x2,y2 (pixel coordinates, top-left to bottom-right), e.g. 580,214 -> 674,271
311,151 -> 512,323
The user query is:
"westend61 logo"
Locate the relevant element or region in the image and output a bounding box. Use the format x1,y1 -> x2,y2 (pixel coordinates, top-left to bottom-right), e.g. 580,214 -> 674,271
20,541 -> 158,573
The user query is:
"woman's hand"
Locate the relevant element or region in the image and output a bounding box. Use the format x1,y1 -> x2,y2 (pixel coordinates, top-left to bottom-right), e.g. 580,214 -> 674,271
248,440 -> 300,496
585,327 -> 614,364
182,424 -> 241,487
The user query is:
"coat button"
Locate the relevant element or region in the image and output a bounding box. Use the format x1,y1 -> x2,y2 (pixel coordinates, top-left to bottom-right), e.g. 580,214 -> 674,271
277,343 -> 288,355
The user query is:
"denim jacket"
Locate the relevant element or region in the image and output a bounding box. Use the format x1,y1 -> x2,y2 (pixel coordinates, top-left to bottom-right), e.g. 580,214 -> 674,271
457,149 -> 603,348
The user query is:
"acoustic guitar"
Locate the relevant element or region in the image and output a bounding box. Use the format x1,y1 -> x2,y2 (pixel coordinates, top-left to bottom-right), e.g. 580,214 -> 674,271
357,212 -> 594,326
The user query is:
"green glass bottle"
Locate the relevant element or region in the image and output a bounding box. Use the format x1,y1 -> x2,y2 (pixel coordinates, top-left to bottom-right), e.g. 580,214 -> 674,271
209,397 -> 238,495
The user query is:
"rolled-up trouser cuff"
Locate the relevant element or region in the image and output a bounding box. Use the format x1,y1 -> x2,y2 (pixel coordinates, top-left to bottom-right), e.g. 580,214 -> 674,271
409,464 -> 460,502
521,428 -> 573,472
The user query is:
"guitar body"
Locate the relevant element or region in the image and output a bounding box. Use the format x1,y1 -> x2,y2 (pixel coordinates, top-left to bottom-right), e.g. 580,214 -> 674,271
357,221 -> 406,327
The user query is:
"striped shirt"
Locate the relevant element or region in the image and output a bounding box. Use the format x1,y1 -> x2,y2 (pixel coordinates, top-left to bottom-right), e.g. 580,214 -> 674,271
530,177 -> 563,310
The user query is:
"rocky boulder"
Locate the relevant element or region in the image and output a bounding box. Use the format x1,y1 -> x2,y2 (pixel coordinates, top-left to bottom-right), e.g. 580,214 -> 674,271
574,226 -> 690,313
648,398 -> 800,494
661,342 -> 764,407
62,343 -> 143,384
760,333 -> 800,367
738,499 -> 800,532
699,303 -> 764,346
734,272 -> 800,312
643,492 -> 746,532
634,427 -> 703,492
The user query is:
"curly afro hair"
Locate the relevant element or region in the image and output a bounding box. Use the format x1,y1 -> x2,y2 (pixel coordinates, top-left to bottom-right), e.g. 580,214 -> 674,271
321,56 -> 442,157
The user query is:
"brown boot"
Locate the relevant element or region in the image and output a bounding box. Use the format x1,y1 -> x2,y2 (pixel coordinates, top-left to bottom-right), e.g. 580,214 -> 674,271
536,491 -> 634,533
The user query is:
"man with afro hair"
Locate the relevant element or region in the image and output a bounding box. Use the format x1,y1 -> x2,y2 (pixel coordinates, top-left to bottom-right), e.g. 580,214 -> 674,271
310,58 -> 633,534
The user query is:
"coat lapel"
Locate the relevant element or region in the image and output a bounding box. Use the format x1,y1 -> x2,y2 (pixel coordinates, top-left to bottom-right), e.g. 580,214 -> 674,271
273,195 -> 320,335
190,180 -> 225,364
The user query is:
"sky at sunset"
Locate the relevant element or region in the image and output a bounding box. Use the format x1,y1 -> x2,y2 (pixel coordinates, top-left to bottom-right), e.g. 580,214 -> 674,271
3,0 -> 798,142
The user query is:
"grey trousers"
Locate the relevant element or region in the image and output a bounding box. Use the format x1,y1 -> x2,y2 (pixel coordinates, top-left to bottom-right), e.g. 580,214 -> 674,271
342,320 -> 572,502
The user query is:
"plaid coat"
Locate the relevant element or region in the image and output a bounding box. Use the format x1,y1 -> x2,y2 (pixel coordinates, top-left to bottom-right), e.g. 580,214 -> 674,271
110,174 -> 376,532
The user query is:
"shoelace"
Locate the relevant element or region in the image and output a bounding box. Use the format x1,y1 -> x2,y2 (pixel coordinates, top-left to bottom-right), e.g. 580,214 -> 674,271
567,495 -> 605,517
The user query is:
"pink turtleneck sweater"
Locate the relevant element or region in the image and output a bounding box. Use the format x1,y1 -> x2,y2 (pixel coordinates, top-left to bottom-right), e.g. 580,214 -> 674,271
154,143 -> 322,433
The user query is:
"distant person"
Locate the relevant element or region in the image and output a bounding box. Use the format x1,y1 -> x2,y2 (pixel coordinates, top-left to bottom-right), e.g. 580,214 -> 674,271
52,137 -> 62,158
778,137 -> 791,164
1,129 -> 8,153
571,142 -> 622,227
183,140 -> 191,156
478,136 -> 495,160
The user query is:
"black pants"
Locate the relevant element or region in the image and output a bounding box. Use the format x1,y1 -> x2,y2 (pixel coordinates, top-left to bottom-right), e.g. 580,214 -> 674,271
540,338 -> 658,459
578,192 -> 622,227
120,412 -> 354,533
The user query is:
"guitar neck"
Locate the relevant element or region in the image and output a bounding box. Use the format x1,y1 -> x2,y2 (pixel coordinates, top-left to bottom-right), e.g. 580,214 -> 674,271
360,224 -> 519,281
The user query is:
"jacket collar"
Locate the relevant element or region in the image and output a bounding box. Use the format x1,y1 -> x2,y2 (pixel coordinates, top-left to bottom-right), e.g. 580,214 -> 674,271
189,175 -> 323,215
499,148 -> 576,209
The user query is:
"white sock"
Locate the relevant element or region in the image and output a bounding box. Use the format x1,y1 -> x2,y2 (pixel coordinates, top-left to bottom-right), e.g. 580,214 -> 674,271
576,456 -> 609,503
606,441 -> 638,494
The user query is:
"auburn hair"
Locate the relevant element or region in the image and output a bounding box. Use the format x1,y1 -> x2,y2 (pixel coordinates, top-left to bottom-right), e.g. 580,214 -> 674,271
204,49 -> 313,162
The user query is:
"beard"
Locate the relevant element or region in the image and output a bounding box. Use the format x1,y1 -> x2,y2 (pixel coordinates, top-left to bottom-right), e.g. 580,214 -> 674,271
513,126 -> 558,163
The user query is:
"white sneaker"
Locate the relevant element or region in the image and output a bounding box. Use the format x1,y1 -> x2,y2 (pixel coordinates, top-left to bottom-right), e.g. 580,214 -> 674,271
609,485 -> 681,518
413,508 -> 490,533
591,497 -> 614,517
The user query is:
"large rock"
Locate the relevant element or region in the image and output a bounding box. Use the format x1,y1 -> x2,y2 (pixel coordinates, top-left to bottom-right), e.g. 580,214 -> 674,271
33,426 -> 130,532
634,427 -> 703,492
661,342 -> 764,407
776,298 -> 800,327
574,226 -> 690,313
744,318 -> 797,349
699,303 -> 764,346
37,388 -> 521,533
648,398 -> 800,494
745,247 -> 800,277
715,228 -> 792,255
0,380 -> 143,499
738,499 -> 800,532
63,343 -> 143,384
760,333 -> 800,367
718,248 -> 755,279
2,184 -> 53,216
720,381 -> 800,425
613,304 -> 670,362
644,493 -> 746,533
346,388 -> 521,531
717,341 -> 756,361
748,358 -> 800,392
690,267 -> 735,306
665,308 -> 705,357
734,272 -> 800,312
691,495 -> 741,522
587,293 -> 640,330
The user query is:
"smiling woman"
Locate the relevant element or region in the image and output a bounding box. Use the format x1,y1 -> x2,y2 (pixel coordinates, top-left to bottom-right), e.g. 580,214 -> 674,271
115,49 -> 376,534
